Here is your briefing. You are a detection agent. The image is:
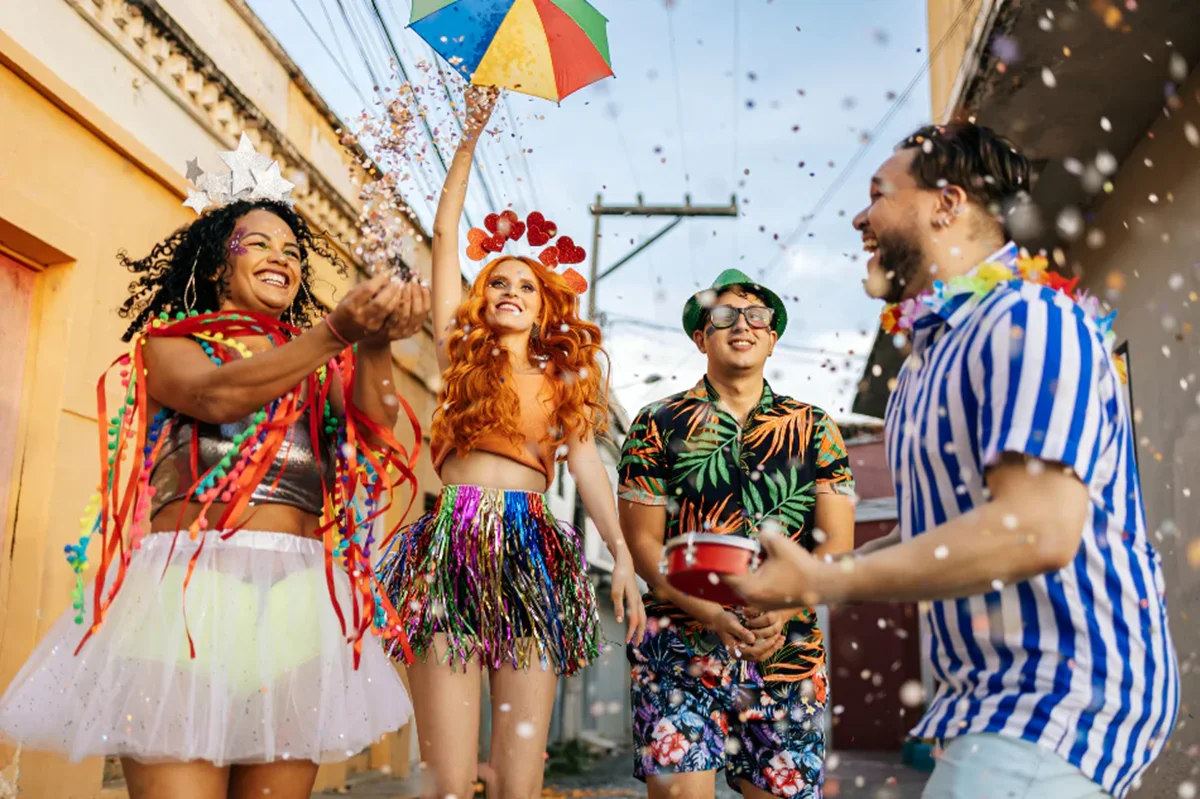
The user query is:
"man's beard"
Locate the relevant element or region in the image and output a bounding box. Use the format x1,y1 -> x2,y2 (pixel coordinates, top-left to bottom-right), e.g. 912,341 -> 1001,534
877,230 -> 926,304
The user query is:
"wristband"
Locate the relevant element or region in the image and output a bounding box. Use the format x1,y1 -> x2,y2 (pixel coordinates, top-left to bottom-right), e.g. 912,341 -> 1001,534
324,316 -> 352,348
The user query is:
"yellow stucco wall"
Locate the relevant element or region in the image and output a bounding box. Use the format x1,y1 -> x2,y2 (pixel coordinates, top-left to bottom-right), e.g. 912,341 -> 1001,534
926,0 -> 997,124
0,12 -> 436,796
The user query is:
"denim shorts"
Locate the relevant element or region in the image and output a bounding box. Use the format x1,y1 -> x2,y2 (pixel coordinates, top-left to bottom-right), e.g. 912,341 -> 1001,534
923,733 -> 1111,798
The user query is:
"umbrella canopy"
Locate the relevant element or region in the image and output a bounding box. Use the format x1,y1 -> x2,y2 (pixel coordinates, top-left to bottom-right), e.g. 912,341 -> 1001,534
410,0 -> 613,102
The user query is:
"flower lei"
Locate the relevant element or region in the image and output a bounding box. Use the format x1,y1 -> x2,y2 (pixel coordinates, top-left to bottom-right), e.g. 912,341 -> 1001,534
66,310 -> 420,667
880,252 -> 1127,384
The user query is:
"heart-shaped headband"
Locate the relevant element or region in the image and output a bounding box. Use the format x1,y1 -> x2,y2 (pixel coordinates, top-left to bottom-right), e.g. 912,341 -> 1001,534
467,210 -> 588,294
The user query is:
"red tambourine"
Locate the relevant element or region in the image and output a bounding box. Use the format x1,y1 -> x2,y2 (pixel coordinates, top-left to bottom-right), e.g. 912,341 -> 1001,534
661,532 -> 763,607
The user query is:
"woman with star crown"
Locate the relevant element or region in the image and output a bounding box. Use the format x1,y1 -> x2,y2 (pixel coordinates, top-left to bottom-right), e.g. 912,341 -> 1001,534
375,85 -> 646,799
0,140 -> 430,799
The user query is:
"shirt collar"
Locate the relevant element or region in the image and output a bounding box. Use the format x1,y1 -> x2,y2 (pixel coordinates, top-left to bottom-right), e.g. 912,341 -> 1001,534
929,240 -> 1021,330
694,376 -> 775,411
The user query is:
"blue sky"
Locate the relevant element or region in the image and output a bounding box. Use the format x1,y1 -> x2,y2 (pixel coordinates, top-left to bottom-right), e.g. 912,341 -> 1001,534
247,0 -> 932,419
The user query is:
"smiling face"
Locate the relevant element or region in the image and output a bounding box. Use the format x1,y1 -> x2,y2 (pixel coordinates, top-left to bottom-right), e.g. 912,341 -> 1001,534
692,288 -> 777,376
481,258 -> 543,334
218,209 -> 302,317
852,148 -> 933,303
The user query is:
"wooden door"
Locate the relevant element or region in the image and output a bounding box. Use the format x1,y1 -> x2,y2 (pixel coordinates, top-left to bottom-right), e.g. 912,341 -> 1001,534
0,253 -> 34,538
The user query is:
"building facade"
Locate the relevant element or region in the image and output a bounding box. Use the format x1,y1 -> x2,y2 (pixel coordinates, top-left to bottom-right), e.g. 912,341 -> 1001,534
856,1 -> 1200,794
0,0 -> 438,795
826,433 -> 925,753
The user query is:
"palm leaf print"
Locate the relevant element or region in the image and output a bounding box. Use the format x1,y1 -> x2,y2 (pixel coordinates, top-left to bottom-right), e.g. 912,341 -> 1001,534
815,413 -> 849,466
667,395 -> 718,440
744,403 -> 814,461
676,494 -> 742,535
672,414 -> 739,492
618,416 -> 663,472
754,470 -> 816,532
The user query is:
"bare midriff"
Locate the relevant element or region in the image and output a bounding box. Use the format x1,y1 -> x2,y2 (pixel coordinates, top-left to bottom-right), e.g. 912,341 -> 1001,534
149,499 -> 321,538
437,449 -> 549,493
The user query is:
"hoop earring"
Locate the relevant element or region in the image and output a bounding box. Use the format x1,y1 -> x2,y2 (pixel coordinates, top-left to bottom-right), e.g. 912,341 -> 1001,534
183,253 -> 199,313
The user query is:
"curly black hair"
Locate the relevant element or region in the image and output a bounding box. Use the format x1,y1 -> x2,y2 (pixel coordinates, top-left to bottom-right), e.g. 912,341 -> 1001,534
117,199 -> 348,342
898,123 -> 1032,236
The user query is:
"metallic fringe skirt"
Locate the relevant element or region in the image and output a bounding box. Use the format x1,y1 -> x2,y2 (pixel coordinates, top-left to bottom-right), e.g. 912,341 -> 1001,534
377,485 -> 600,676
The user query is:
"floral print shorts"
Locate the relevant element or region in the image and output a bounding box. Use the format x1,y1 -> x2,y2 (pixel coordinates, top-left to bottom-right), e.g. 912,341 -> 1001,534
628,618 -> 828,798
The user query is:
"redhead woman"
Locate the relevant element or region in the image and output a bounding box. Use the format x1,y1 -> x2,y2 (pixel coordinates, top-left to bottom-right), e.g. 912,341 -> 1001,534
0,141 -> 429,799
378,87 -> 645,799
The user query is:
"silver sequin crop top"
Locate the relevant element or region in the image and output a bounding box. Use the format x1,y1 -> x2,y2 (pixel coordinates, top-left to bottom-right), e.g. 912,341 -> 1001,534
148,410 -> 336,519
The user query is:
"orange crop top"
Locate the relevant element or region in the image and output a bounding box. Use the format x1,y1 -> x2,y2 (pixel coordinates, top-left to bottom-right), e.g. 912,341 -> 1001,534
431,372 -> 559,488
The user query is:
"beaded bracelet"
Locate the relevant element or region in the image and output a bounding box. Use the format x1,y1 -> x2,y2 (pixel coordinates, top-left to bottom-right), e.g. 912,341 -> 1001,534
324,315 -> 352,348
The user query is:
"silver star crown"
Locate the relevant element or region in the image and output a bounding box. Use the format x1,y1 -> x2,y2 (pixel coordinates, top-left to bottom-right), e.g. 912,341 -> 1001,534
183,133 -> 295,215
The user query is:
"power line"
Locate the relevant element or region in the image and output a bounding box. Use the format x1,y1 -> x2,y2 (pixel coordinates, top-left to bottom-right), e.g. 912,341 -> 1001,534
287,0 -> 369,108
606,104 -> 642,194
758,0 -> 983,287
368,0 -> 507,218
295,0 -> 440,225
332,0 -> 385,90
664,7 -> 698,287
344,0 -> 484,233
501,96 -> 542,209
384,1 -> 521,208
731,0 -> 740,266
317,0 -> 356,81
349,0 -> 399,86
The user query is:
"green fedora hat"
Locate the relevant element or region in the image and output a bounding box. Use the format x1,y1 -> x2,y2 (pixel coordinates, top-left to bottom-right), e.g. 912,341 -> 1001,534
682,268 -> 788,338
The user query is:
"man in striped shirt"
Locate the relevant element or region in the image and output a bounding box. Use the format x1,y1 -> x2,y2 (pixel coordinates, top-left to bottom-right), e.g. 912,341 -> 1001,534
726,123 -> 1178,798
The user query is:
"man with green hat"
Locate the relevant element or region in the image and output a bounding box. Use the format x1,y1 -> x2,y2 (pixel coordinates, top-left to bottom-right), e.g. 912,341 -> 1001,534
617,269 -> 856,798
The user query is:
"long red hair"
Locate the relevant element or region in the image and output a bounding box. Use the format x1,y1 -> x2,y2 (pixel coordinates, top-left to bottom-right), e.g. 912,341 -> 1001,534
432,256 -> 609,458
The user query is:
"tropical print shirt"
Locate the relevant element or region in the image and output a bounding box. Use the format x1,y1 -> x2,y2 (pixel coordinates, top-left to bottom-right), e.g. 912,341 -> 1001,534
618,377 -> 854,681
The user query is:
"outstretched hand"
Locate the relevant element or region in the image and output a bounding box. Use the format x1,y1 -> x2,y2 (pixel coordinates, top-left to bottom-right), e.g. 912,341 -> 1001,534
359,280 -> 431,347
723,531 -> 829,611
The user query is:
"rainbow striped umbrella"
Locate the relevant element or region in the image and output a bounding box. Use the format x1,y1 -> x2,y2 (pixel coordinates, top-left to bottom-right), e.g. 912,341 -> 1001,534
409,0 -> 614,102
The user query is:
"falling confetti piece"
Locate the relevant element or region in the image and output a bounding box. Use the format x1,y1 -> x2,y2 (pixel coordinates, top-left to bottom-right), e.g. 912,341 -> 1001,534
1188,540 -> 1200,569
1041,67 -> 1057,87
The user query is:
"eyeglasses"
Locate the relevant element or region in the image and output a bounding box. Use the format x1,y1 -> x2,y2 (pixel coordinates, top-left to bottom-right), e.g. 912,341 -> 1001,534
706,304 -> 775,330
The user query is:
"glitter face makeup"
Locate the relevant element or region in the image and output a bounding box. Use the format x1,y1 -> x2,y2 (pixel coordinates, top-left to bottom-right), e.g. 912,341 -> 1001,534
228,226 -> 248,256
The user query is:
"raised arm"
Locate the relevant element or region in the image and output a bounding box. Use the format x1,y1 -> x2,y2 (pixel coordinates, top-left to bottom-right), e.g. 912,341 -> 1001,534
432,85 -> 498,372
145,272 -> 401,423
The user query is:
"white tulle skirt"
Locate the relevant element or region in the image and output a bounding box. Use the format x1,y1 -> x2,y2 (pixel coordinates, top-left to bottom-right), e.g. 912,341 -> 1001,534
0,530 -> 412,765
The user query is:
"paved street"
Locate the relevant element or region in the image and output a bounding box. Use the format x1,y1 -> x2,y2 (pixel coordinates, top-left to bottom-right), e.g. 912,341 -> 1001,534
314,749 -> 929,798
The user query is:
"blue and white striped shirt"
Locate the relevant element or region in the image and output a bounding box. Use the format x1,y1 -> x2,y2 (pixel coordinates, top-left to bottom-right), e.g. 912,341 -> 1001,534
885,243 -> 1178,798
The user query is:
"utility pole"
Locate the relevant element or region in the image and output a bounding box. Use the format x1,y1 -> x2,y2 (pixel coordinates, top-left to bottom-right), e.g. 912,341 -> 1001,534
586,193 -> 739,321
